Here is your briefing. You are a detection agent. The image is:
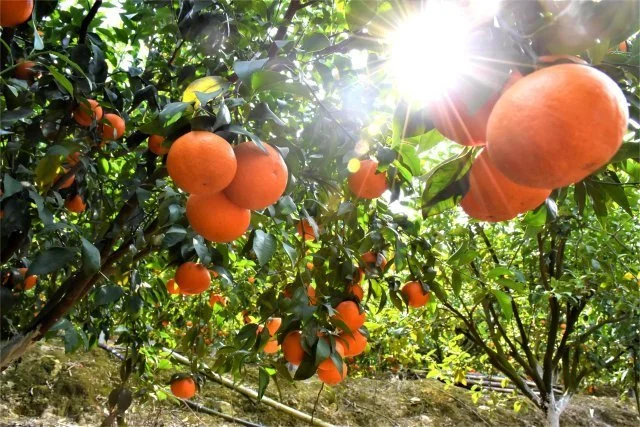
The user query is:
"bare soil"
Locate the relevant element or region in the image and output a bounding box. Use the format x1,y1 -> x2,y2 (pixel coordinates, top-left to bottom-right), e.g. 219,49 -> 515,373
0,342 -> 637,426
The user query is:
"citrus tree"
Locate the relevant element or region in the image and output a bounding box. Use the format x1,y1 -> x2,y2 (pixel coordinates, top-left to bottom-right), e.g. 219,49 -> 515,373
1,1 -> 639,426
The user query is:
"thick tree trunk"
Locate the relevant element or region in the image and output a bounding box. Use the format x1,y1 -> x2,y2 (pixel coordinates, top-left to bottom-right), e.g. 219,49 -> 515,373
544,393 -> 570,427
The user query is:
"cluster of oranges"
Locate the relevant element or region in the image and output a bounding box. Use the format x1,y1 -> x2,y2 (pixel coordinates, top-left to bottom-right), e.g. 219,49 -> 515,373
430,61 -> 628,222
164,131 -> 288,243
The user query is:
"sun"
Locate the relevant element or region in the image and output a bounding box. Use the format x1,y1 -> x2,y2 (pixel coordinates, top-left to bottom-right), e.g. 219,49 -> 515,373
388,3 -> 473,105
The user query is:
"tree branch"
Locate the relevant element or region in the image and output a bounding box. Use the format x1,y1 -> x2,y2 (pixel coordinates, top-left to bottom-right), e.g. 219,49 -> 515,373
79,0 -> 103,45
267,0 -> 317,57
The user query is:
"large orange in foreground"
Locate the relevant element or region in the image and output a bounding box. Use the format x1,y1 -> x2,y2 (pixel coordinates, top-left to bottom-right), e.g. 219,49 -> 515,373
317,361 -> 347,385
65,195 -> 86,213
487,64 -> 628,189
170,377 -> 197,399
337,330 -> 367,357
175,262 -> 211,295
73,99 -> 103,127
0,0 -> 33,27
347,160 -> 388,199
223,142 -> 288,210
167,131 -> 237,194
101,113 -> 125,141
460,150 -> 551,222
282,330 -> 305,365
186,192 -> 250,243
332,301 -> 365,331
430,71 -> 522,146
148,135 -> 168,155
401,281 -> 430,308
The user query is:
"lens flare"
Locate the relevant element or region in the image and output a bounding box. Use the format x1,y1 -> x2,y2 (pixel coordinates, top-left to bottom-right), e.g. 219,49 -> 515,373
389,3 -> 472,105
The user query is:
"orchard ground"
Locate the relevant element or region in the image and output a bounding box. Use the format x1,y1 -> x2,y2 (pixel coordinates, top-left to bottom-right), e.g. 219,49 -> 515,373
0,341 -> 637,427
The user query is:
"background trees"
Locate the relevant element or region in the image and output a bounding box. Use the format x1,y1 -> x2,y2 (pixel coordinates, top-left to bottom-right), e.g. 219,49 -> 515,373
1,1 -> 638,426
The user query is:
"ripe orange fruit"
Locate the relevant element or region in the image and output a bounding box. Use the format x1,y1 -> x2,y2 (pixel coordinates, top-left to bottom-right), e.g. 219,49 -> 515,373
351,267 -> 364,285
332,301 -> 365,331
307,285 -> 317,305
14,60 -> 36,81
248,276 -> 255,284
66,152 -> 81,166
65,195 -> 86,213
186,321 -> 193,327
487,64 -> 628,189
430,71 -> 523,146
54,170 -> 75,190
101,113 -> 125,141
166,278 -> 180,295
166,131 -> 237,194
347,159 -> 387,199
460,150 -> 551,222
174,262 -> 211,295
318,340 -> 345,371
162,320 -> 170,327
266,317 -> 281,336
337,330 -> 367,357
0,0 -> 33,27
170,377 -> 197,399
361,251 -> 386,270
208,293 -> 226,307
296,219 -> 316,240
347,283 -> 364,301
17,268 -> 37,290
263,340 -> 279,353
186,192 -> 250,243
73,99 -> 103,127
257,325 -> 280,353
223,142 -> 288,210
306,261 -> 314,270
317,361 -> 347,385
618,41 -> 628,52
282,330 -> 305,365
401,281 -> 430,308
148,135 -> 168,155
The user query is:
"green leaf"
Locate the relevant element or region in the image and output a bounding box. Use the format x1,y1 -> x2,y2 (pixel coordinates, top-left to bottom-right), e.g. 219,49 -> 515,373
611,142 -> 640,162
253,230 -> 277,265
159,102 -> 191,124
600,172 -> 633,216
421,148 -> 474,218
451,269 -> 462,297
163,226 -> 187,247
251,71 -> 310,97
257,367 -> 270,401
95,285 -> 124,305
492,290 -> 513,321
227,125 -> 265,150
248,102 -> 285,126
486,267 -> 514,279
398,143 -> 421,176
81,237 -> 101,275
1,174 -> 23,200
301,33 -> 330,52
234,58 -> 269,81
496,278 -> 526,293
27,247 -> 76,276
448,244 -> 478,265
315,337 -> 331,365
346,0 -> 378,30
282,241 -> 298,265
32,20 -> 44,51
35,155 -> 61,187
64,327 -> 81,353
46,66 -> 74,96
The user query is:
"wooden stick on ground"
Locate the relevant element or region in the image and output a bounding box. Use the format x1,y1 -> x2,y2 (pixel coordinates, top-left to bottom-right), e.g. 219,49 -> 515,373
165,348 -> 337,427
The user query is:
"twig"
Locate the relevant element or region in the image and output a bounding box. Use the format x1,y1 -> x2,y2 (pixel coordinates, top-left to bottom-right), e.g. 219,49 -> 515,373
79,0 -> 103,44
311,383 -> 324,425
168,39 -> 184,67
267,0 -> 318,57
